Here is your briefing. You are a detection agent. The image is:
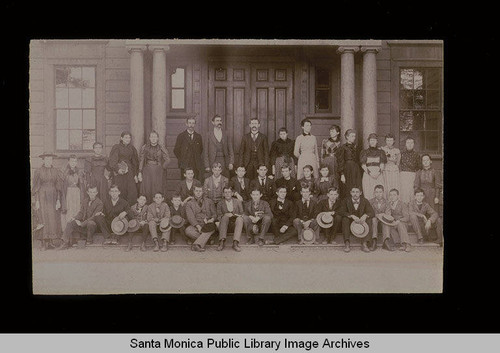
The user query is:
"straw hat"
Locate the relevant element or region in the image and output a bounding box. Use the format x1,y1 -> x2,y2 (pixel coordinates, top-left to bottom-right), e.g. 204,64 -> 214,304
350,221 -> 369,238
159,218 -> 171,232
111,216 -> 128,235
127,219 -> 140,232
302,228 -> 315,243
316,212 -> 334,228
170,215 -> 185,229
377,214 -> 397,226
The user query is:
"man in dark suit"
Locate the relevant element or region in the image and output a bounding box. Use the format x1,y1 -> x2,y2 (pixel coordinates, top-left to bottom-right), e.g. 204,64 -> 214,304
174,167 -> 202,206
242,188 -> 273,246
268,186 -> 298,245
203,115 -> 234,178
230,165 -> 251,202
274,164 -> 301,202
57,185 -> 103,249
316,186 -> 343,244
173,117 -> 204,181
94,184 -> 131,245
249,164 -> 276,202
216,186 -> 244,252
239,118 -> 270,180
338,186 -> 375,253
293,187 -> 320,244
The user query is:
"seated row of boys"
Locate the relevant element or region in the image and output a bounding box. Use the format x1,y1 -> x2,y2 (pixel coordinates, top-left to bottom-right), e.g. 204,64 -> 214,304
58,162 -> 443,253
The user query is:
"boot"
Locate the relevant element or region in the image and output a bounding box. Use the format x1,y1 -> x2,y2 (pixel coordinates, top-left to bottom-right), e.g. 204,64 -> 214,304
153,238 -> 160,252
344,240 -> 351,253
160,239 -> 168,252
140,242 -> 147,252
361,241 -> 370,253
217,239 -> 225,251
232,240 -> 241,252
382,238 -> 395,251
370,238 -> 378,251
125,242 -> 133,252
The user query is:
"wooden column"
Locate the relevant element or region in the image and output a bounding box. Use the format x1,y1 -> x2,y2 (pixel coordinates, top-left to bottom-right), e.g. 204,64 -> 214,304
337,46 -> 359,136
361,46 -> 380,148
150,45 -> 169,146
128,45 -> 146,151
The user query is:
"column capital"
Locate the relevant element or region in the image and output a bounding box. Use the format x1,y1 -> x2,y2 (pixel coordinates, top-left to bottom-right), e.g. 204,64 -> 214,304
337,46 -> 360,54
149,45 -> 170,52
126,45 -> 147,53
360,46 -> 380,54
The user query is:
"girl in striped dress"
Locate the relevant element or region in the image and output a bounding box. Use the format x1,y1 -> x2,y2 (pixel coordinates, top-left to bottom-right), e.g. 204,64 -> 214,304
380,134 -> 401,199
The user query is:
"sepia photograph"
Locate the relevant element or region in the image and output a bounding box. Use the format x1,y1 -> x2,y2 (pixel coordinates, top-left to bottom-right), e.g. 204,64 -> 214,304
29,39 -> 444,294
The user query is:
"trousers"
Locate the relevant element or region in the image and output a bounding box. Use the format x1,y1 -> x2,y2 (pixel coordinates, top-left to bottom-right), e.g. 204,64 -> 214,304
63,219 -> 97,243
270,219 -> 298,244
218,215 -> 243,242
242,215 -> 272,240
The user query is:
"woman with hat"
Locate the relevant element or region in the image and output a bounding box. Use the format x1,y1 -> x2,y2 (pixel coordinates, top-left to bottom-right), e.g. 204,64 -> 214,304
337,129 -> 362,198
84,142 -> 112,202
360,133 -> 387,200
32,152 -> 64,250
61,154 -> 85,231
109,131 -> 139,203
320,124 -> 342,180
138,130 -> 170,205
270,127 -> 297,179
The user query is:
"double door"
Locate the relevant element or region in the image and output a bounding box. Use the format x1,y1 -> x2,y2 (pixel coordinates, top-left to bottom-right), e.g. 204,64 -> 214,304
208,62 -> 294,162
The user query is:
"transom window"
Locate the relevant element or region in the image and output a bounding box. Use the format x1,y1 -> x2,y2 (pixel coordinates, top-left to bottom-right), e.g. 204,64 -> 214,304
55,66 -> 96,150
315,67 -> 331,113
399,67 -> 442,153
170,67 -> 186,111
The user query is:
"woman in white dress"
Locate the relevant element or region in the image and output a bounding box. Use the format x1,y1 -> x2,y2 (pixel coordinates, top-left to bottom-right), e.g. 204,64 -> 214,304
380,133 -> 401,199
294,119 -> 320,180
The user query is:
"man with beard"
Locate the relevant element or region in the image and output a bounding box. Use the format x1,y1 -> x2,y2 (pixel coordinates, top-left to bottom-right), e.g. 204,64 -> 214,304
239,118 -> 270,181
173,117 -> 204,181
204,115 -> 234,178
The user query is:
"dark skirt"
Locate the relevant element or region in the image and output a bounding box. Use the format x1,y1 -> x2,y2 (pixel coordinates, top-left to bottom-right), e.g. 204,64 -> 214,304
37,185 -> 62,240
341,160 -> 362,197
114,172 -> 138,204
140,164 -> 164,204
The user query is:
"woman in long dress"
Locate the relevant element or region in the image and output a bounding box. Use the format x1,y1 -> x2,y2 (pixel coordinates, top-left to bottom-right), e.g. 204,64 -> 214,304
269,127 -> 296,179
109,131 -> 139,203
84,142 -> 111,202
320,124 -> 342,181
399,136 -> 421,204
138,130 -> 171,203
61,154 -> 85,231
337,129 -> 362,198
360,133 -> 387,200
32,152 -> 63,250
380,133 -> 401,198
294,119 -> 320,179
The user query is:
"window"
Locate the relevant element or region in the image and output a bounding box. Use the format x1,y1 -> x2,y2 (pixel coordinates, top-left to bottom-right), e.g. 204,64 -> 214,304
315,67 -> 331,113
399,68 -> 442,153
55,66 -> 96,151
170,67 -> 185,111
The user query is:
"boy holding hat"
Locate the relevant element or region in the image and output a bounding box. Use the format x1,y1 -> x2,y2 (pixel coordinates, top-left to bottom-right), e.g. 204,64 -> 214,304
169,194 -> 188,245
175,167 -> 202,206
369,184 -> 392,251
242,188 -> 273,246
57,185 -> 103,250
125,194 -> 149,252
338,186 -> 375,253
293,187 -> 320,244
94,184 -> 130,245
216,186 -> 244,252
267,186 -> 298,245
409,188 -> 442,245
147,192 -> 171,252
315,187 -> 342,244
383,188 -> 410,252
185,185 -> 217,252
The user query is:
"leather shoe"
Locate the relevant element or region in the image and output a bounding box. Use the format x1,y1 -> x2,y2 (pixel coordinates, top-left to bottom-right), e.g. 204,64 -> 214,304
103,238 -> 113,245
247,236 -> 255,244
382,239 -> 395,251
217,239 -> 225,251
232,241 -> 241,252
344,241 -> 351,253
153,239 -> 160,252
56,241 -> 70,250
160,240 -> 168,252
417,238 -> 424,244
125,243 -> 132,252
370,239 -> 377,251
361,242 -> 370,253
191,244 -> 205,252
140,242 -> 147,252
257,239 -> 264,247
401,242 -> 411,252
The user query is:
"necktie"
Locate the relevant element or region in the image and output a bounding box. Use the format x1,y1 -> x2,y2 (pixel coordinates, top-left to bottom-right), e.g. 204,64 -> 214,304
189,133 -> 193,140
260,178 -> 265,187
252,134 -> 257,141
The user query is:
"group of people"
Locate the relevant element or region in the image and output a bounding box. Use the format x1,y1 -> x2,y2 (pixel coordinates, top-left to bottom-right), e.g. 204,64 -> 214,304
31,116 -> 443,252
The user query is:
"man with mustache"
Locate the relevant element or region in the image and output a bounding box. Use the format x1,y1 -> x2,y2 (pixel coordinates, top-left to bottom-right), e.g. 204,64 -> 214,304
239,118 -> 270,181
203,115 -> 234,178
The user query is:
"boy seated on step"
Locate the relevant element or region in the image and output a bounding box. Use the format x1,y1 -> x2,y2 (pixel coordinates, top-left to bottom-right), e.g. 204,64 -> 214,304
169,193 -> 189,245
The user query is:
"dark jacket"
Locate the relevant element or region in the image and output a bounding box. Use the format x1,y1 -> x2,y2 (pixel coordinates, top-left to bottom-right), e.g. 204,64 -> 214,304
249,176 -> 276,202
244,199 -> 273,218
173,130 -> 204,170
269,198 -> 296,227
216,198 -> 245,221
295,198 -> 319,221
74,197 -> 104,224
229,176 -> 251,202
102,197 -> 130,223
204,129 -> 234,169
316,198 -> 342,213
338,197 -> 375,219
274,177 -> 301,201
239,133 -> 269,168
175,179 -> 202,202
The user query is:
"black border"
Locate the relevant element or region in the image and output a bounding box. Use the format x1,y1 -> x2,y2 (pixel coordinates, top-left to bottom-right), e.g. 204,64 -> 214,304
4,0 -> 498,334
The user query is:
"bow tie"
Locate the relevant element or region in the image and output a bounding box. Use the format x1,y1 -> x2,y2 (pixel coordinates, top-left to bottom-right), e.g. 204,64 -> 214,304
303,133 -> 310,136
352,200 -> 360,205
277,200 -> 285,206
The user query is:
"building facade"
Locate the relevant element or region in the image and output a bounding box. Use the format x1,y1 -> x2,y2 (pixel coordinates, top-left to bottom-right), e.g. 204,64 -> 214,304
29,39 -> 443,195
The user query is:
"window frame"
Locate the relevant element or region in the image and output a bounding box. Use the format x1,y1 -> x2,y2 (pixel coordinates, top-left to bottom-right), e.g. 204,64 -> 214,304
45,57 -> 104,157
391,60 -> 443,158
169,65 -> 187,112
314,65 -> 332,113
54,65 -> 97,152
